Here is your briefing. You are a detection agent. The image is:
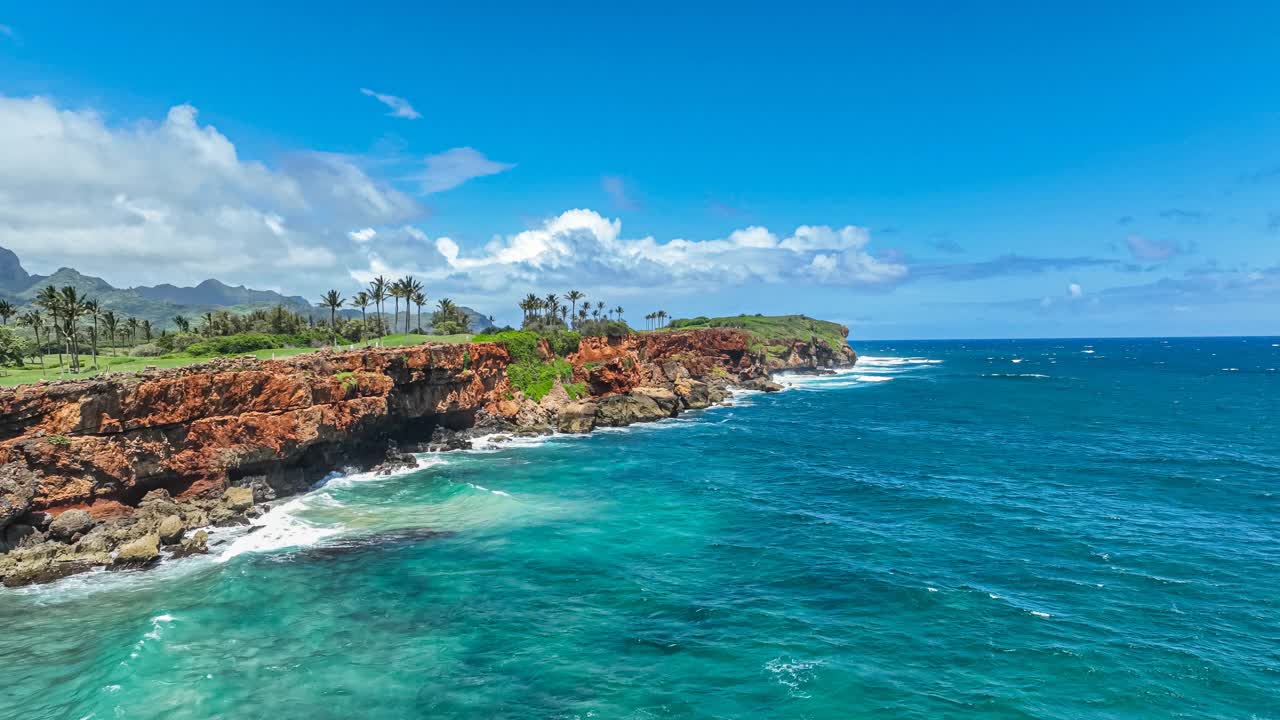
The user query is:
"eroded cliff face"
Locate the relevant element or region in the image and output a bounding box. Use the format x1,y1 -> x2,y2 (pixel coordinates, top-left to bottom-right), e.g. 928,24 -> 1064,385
0,327 -> 854,585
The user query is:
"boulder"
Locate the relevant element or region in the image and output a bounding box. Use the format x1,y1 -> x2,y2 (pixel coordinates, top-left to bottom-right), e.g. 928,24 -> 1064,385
557,402 -> 598,434
171,530 -> 209,558
631,387 -> 680,417
157,515 -> 185,545
594,393 -> 666,427
113,534 -> 160,566
222,486 -> 255,512
674,379 -> 713,409
740,377 -> 784,393
48,509 -> 96,542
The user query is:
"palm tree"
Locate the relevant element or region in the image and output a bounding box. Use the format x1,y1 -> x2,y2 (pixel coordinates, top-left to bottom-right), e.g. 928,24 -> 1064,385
18,311 -> 45,371
142,319 -> 153,341
58,286 -> 88,371
126,317 -> 139,347
319,290 -> 344,346
202,312 -> 215,336
352,291 -> 370,341
389,280 -> 405,336
35,286 -> 63,368
543,294 -> 559,322
103,311 -> 119,355
614,306 -> 624,323
173,314 -> 190,333
559,306 -> 569,326
368,276 -> 388,340
401,276 -> 423,333
657,310 -> 668,329
0,300 -> 13,326
83,299 -> 100,369
595,301 -> 605,322
412,290 -> 427,333
520,293 -> 540,326
564,290 -> 584,329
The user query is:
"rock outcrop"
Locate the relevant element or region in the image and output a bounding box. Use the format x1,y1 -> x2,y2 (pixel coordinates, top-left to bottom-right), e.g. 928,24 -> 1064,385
0,325 -> 855,585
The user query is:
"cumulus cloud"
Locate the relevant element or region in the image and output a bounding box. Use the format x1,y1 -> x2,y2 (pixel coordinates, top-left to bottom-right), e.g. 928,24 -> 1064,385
359,88 -> 421,119
349,209 -> 907,300
1125,234 -> 1181,262
348,228 -> 377,243
418,147 -> 514,193
0,95 -> 419,288
1068,282 -> 1083,298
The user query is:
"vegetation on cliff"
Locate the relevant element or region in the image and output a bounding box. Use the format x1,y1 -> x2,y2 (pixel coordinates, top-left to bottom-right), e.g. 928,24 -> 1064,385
667,314 -> 850,361
471,330 -> 586,401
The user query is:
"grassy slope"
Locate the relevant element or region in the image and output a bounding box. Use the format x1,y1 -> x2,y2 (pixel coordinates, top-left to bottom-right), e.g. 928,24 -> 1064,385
0,333 -> 472,387
666,314 -> 849,354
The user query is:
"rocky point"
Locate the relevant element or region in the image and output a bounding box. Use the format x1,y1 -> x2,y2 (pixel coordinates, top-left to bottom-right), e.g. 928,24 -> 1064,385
0,325 -> 856,586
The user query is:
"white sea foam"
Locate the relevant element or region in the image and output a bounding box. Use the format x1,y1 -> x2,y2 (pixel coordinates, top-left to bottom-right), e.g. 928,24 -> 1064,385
983,373 -> 1050,379
764,657 -> 823,698
1011,358 -> 1024,364
217,456 -> 442,562
854,375 -> 893,383
1029,610 -> 1052,618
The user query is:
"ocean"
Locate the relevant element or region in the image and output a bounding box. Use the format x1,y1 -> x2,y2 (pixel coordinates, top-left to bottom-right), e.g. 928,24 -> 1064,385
2,337 -> 1277,719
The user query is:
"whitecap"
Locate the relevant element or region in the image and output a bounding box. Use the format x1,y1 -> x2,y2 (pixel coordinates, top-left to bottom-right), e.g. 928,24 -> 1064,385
214,459 -> 441,562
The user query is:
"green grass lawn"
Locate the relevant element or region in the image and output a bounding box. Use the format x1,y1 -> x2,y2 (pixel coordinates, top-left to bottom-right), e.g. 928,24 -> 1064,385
0,334 -> 475,388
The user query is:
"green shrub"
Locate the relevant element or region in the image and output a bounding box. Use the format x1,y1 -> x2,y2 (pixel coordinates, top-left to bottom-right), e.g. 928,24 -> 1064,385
564,382 -> 588,401
507,357 -> 574,402
47,434 -> 71,446
186,333 -> 283,356
545,330 -> 582,357
471,330 -> 540,364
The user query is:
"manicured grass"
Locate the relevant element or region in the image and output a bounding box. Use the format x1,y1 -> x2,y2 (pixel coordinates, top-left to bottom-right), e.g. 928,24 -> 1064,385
0,334 -> 475,388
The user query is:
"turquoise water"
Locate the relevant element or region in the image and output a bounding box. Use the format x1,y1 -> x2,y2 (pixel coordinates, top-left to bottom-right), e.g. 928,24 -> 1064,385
2,337 -> 1278,719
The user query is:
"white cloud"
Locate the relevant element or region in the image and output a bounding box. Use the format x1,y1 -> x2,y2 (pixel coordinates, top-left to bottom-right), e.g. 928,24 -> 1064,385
349,209 -> 906,301
348,227 -> 377,243
419,147 -> 514,193
0,95 -> 419,289
1068,282 -> 1083,298
359,88 -> 421,120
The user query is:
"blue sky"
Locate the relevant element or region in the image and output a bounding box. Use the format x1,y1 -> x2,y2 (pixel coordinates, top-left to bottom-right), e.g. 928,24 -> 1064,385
1,2 -> 1277,338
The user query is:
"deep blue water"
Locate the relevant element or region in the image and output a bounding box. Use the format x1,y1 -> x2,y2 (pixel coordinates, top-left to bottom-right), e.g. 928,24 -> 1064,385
1,337 -> 1277,719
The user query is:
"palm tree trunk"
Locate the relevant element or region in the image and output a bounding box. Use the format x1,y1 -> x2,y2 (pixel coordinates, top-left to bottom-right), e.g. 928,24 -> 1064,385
330,308 -> 337,345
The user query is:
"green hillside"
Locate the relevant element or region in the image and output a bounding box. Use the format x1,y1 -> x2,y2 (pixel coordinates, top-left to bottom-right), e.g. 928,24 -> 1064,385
667,314 -> 851,358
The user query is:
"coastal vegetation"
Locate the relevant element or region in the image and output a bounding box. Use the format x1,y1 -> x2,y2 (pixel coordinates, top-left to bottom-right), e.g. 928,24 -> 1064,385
666,314 -> 851,362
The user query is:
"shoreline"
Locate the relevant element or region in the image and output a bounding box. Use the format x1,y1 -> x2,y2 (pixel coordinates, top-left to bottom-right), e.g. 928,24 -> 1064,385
0,325 -> 857,587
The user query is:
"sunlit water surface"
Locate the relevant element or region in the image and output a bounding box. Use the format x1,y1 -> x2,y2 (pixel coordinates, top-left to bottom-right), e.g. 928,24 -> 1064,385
2,337 -> 1277,719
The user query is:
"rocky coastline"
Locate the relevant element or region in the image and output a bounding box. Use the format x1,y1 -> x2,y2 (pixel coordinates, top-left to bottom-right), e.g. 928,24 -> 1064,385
0,326 -> 856,587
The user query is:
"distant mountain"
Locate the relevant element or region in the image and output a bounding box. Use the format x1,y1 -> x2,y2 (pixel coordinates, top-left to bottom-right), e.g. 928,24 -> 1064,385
134,279 -> 311,308
0,247 -> 355,330
338,306 -> 495,333
0,246 -> 31,289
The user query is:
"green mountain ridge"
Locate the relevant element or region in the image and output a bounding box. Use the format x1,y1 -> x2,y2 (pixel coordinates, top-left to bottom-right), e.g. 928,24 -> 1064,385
0,246 -> 492,332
